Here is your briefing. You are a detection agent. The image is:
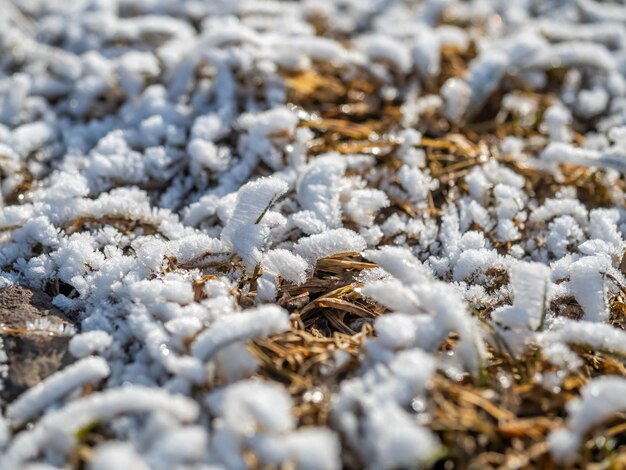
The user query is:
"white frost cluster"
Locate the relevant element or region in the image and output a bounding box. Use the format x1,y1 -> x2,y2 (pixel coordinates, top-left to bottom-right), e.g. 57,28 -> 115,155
209,380 -> 341,470
549,377 -> 626,463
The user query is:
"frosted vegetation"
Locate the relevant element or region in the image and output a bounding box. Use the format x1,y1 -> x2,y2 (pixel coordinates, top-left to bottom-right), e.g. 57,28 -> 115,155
1,0 -> 626,468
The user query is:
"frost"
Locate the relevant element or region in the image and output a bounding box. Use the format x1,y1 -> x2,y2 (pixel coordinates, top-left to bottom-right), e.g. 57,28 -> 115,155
441,78 -> 471,123
90,442 -> 149,470
1,1 -> 626,466
294,229 -> 367,264
146,426 -> 209,469
398,165 -> 438,203
212,380 -> 341,469
332,349 -> 439,468
540,318 -> 626,357
528,42 -> 615,71
222,380 -> 294,434
492,261 -> 550,331
568,255 -> 610,322
191,305 -> 289,362
366,402 -> 439,468
262,249 -> 308,285
357,35 -> 412,74
69,331 -> 113,358
412,32 -> 442,78
541,142 -> 626,173
342,189 -> 389,227
221,177 -> 288,272
549,377 -> 626,463
7,357 -> 111,426
466,51 -> 509,117
251,428 -> 341,470
296,158 -> 345,231
3,387 -> 198,468
214,342 -> 259,383
363,247 -> 485,374
546,216 -> 584,258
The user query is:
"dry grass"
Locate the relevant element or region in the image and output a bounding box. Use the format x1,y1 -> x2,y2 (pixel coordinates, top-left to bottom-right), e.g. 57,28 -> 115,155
247,252 -> 626,468
28,54 -> 624,468
241,56 -> 626,468
3,42 -> 625,470
62,215 -> 160,236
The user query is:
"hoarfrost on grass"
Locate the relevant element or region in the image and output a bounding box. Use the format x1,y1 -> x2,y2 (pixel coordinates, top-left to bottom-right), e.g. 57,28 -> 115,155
1,0 -> 626,467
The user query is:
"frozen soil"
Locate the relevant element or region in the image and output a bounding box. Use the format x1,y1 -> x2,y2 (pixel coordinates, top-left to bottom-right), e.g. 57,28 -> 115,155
1,0 -> 626,469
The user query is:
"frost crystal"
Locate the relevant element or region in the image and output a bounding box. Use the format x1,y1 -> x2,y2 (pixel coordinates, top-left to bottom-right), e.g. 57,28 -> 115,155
492,261 -> 550,331
549,377 -> 626,463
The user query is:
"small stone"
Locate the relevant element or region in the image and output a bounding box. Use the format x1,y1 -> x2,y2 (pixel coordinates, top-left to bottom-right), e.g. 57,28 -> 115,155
0,285 -> 76,402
